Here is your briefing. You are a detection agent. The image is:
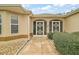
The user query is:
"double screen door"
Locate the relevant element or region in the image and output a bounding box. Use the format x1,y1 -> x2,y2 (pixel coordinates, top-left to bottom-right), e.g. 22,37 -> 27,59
33,21 -> 61,36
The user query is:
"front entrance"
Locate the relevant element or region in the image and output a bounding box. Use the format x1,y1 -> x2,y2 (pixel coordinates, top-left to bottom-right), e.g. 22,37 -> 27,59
36,21 -> 44,35
33,20 -> 63,36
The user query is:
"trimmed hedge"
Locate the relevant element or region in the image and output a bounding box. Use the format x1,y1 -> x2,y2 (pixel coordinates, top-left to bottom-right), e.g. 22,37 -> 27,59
72,32 -> 79,36
53,32 -> 79,55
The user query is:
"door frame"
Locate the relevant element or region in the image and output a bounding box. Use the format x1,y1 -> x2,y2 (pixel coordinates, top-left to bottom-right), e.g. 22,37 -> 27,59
52,21 -> 60,32
33,20 -> 47,37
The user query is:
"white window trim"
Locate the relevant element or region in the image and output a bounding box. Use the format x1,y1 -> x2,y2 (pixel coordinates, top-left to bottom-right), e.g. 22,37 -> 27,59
10,15 -> 19,34
11,15 -> 19,25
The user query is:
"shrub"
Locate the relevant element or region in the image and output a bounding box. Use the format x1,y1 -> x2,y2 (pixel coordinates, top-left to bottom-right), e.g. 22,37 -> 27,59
53,32 -> 79,55
72,32 -> 79,36
47,32 -> 53,40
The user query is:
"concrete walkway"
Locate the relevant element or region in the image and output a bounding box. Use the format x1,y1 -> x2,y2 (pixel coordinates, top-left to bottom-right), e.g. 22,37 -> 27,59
18,37 -> 59,55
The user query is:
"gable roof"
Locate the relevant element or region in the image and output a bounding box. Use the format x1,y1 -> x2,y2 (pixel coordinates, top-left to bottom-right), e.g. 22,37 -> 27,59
31,14 -> 65,18
0,4 -> 32,15
65,8 -> 79,17
31,9 -> 79,18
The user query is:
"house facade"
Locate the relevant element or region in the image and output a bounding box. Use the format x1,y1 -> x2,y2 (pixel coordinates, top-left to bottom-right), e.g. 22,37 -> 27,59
0,4 -> 79,40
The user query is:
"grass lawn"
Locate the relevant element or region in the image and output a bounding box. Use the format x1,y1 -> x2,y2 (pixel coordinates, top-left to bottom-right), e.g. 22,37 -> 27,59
0,38 -> 28,55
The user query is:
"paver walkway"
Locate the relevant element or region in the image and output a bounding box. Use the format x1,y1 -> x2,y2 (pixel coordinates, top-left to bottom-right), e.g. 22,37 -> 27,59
18,37 -> 59,55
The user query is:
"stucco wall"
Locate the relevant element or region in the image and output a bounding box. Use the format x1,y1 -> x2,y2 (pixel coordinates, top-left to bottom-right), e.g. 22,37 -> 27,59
0,11 -> 28,37
0,11 -> 7,37
1,9 -> 79,37
65,13 -> 79,32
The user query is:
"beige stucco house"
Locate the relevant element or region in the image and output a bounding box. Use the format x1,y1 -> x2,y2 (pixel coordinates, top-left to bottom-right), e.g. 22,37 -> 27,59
0,4 -> 79,40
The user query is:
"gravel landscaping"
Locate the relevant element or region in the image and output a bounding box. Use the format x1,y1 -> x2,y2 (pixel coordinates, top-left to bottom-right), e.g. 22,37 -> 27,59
0,38 -> 28,55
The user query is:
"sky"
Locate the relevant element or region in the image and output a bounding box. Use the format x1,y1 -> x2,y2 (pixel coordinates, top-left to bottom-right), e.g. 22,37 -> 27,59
22,4 -> 79,14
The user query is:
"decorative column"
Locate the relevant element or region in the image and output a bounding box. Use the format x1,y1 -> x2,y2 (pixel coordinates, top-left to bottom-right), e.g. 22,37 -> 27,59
47,21 -> 49,34
28,15 -> 30,40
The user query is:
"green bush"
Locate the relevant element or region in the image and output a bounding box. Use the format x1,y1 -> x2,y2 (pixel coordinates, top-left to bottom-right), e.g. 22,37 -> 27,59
53,32 -> 79,55
47,32 -> 53,40
72,32 -> 79,36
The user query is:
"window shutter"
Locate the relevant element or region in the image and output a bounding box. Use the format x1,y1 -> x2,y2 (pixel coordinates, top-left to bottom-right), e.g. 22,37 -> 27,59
49,21 -> 52,32
33,21 -> 36,35
60,21 -> 63,32
44,21 -> 47,35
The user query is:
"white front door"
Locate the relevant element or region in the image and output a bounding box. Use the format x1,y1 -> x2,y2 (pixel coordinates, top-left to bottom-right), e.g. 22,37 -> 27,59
52,21 -> 60,32
36,21 -> 44,35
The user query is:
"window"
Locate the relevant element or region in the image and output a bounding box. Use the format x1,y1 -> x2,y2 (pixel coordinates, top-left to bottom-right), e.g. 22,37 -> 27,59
0,15 -> 2,34
11,15 -> 18,33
